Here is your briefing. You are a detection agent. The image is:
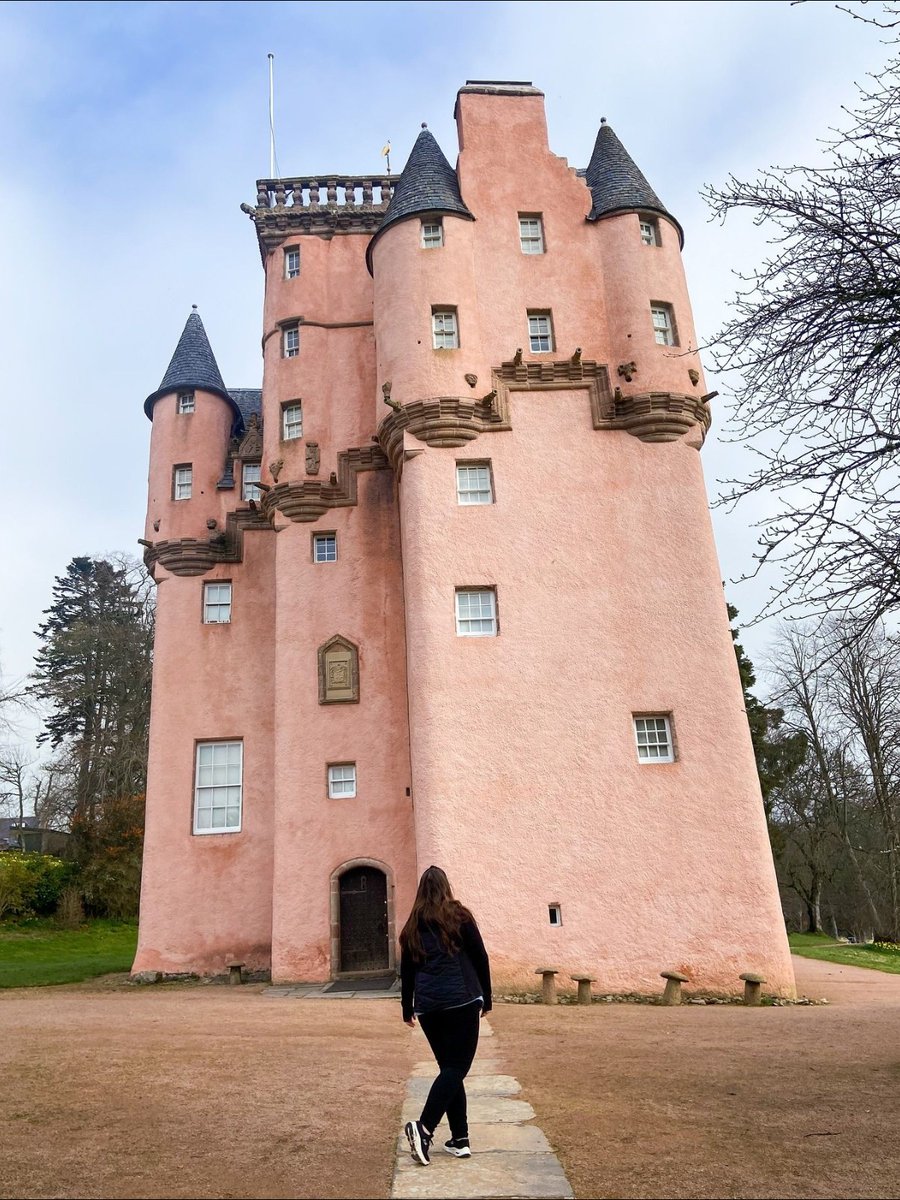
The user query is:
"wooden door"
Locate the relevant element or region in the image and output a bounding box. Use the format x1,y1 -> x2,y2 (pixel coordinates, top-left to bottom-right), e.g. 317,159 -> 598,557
339,868 -> 389,972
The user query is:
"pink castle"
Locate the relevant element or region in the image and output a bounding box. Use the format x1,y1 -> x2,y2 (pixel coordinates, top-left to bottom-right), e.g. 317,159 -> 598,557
134,81 -> 795,996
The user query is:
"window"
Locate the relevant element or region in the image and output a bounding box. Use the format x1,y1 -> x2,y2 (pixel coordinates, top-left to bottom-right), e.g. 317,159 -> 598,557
455,588 -> 497,636
548,904 -> 562,927
519,214 -> 545,254
203,582 -> 232,624
194,741 -> 242,833
282,402 -> 303,440
528,311 -> 554,353
283,324 -> 300,357
421,220 -> 443,248
173,464 -> 192,500
242,462 -> 262,502
456,462 -> 493,505
432,308 -> 459,350
639,217 -> 659,246
328,763 -> 357,799
313,532 -> 337,563
177,391 -> 195,414
284,246 -> 300,278
633,715 -> 674,763
651,303 -> 677,346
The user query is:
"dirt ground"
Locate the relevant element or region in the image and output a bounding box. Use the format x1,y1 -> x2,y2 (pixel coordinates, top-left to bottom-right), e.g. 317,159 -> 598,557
2,958 -> 899,1200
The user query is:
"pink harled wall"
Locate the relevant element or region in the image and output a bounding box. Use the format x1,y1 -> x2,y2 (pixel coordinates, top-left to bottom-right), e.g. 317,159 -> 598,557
371,84 -> 794,995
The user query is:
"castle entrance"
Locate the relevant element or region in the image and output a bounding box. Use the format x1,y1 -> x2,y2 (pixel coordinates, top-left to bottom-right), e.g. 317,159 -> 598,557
338,866 -> 389,973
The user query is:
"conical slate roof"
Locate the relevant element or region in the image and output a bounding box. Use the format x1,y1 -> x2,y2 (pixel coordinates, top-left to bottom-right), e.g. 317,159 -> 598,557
366,127 -> 473,270
585,120 -> 683,247
144,309 -> 244,431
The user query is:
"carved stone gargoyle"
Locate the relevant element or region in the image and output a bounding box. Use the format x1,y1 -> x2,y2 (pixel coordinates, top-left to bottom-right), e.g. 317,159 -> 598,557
617,361 -> 638,383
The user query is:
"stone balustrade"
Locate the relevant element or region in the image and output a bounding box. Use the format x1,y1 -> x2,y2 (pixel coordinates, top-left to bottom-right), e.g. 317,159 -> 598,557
255,175 -> 394,210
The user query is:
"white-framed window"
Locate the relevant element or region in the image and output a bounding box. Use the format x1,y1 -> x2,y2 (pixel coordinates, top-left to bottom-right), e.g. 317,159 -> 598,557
548,904 -> 562,927
519,214 -> 545,254
173,464 -> 192,500
633,715 -> 674,763
456,462 -> 493,506
203,582 -> 232,624
313,532 -> 337,563
284,246 -> 300,279
421,220 -> 443,248
432,308 -> 459,350
283,324 -> 300,358
327,763 -> 357,799
177,391 -> 195,414
639,217 -> 660,246
455,588 -> 497,637
282,401 -> 302,440
194,740 -> 242,834
651,303 -> 677,346
242,462 -> 262,501
528,311 -> 554,353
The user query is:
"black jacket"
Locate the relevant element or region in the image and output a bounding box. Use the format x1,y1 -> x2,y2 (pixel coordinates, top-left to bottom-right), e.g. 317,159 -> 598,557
400,919 -> 492,1021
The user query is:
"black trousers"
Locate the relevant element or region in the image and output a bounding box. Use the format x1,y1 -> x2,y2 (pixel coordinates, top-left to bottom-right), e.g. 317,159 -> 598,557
417,1001 -> 481,1139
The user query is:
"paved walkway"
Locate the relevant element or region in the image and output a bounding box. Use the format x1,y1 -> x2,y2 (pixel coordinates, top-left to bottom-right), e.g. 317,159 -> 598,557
391,1020 -> 573,1200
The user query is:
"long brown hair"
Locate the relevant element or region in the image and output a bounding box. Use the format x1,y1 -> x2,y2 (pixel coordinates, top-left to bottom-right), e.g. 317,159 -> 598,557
399,866 -> 474,961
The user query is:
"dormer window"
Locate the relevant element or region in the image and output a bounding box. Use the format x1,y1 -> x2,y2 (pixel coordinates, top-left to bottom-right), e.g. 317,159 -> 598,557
283,325 -> 300,358
284,246 -> 300,279
242,462 -> 262,501
639,217 -> 660,246
177,391 -> 195,414
421,220 -> 443,248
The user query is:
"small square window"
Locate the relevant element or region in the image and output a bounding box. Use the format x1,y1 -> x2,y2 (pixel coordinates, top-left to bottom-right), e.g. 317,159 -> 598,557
432,308 -> 459,350
527,311 -> 554,353
651,304 -> 677,347
242,462 -> 262,502
194,740 -> 242,833
456,463 -> 493,506
282,402 -> 302,440
284,246 -> 300,279
173,464 -> 192,501
203,582 -> 232,624
519,214 -> 545,254
177,391 -> 195,414
283,325 -> 300,357
422,220 -> 443,248
548,904 -> 562,927
633,715 -> 674,763
455,588 -> 497,637
313,532 -> 337,563
328,763 -> 357,799
639,217 -> 659,246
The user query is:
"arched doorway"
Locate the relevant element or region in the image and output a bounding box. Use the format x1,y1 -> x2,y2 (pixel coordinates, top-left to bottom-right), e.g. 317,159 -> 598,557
337,865 -> 390,974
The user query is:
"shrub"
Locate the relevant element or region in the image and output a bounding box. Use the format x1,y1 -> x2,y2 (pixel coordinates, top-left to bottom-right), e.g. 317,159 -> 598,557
0,852 -> 75,919
0,854 -> 35,919
55,885 -> 85,928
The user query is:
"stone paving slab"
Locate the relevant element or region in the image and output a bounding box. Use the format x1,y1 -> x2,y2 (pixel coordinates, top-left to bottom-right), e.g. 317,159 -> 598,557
405,1074 -> 521,1101
393,1150 -> 573,1199
410,1057 -> 504,1077
396,1122 -> 552,1155
401,1096 -> 536,1125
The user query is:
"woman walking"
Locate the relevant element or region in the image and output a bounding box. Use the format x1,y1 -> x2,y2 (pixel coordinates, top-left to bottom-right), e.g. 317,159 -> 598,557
400,866 -> 492,1165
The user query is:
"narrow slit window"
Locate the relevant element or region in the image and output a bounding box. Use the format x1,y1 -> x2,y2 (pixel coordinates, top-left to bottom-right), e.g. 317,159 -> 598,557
177,391 -> 195,414
283,324 -> 300,357
455,588 -> 497,636
432,308 -> 459,349
194,741 -> 242,833
173,464 -> 192,500
282,402 -> 303,440
633,715 -> 674,763
528,311 -> 554,353
421,220 -> 444,248
456,463 -> 493,505
313,533 -> 337,563
548,904 -> 562,927
328,763 -> 357,799
519,214 -> 545,254
284,246 -> 300,278
242,462 -> 262,502
203,582 -> 232,624
650,303 -> 677,347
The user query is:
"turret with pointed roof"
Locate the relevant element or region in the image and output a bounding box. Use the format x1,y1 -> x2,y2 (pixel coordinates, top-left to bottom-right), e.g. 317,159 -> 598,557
585,119 -> 683,248
144,308 -> 246,434
365,126 -> 473,271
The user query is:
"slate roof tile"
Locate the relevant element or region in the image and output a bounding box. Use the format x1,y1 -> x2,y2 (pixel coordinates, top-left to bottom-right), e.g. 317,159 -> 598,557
585,121 -> 683,247
144,310 -> 250,434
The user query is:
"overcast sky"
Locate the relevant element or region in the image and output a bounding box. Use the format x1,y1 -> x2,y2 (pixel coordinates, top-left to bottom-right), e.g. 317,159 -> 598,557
0,0 -> 892,743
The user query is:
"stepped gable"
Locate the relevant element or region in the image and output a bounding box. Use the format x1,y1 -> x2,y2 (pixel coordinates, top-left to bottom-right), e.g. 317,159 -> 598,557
366,127 -> 473,271
144,309 -> 247,435
585,120 -> 684,247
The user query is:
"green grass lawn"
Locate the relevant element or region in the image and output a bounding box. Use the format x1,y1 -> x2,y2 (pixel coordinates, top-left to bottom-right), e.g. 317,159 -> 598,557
789,931 -> 900,975
0,919 -> 137,988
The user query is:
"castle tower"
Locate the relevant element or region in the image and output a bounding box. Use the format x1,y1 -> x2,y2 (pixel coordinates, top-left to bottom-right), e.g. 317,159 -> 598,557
134,81 -> 794,996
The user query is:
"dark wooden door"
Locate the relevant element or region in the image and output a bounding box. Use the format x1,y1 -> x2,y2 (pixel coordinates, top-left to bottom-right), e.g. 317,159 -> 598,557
339,868 -> 389,972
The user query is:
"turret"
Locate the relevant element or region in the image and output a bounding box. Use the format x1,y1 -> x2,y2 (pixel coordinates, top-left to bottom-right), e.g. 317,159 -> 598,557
144,309 -> 244,544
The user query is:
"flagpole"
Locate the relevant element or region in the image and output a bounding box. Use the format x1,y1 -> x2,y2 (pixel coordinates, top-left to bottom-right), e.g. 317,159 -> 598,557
268,53 -> 276,178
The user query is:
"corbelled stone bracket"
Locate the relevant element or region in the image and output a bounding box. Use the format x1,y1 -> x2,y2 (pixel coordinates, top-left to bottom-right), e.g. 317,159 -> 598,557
142,507 -> 272,579
262,444 -> 389,524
